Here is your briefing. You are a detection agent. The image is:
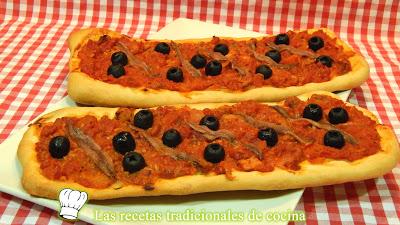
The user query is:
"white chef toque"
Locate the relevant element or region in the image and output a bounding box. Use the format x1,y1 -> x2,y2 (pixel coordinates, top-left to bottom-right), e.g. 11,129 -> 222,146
58,188 -> 88,220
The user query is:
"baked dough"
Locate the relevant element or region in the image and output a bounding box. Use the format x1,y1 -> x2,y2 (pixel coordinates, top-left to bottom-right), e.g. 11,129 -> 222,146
67,28 -> 370,107
17,91 -> 399,200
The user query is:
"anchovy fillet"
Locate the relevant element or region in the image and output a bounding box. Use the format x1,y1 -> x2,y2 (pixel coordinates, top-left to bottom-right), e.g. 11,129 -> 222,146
129,125 -> 205,169
232,113 -> 312,145
116,41 -> 157,77
271,105 -> 358,145
170,41 -> 202,77
66,120 -> 116,179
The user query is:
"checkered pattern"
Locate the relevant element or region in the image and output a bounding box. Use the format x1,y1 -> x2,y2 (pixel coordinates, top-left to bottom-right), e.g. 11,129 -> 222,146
0,1 -> 399,224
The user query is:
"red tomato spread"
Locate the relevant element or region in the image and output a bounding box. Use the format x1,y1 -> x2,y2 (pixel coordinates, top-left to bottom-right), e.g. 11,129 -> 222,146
77,30 -> 354,91
35,95 -> 380,189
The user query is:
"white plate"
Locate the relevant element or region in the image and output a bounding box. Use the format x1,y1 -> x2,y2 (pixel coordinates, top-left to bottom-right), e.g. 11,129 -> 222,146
0,18 -> 351,225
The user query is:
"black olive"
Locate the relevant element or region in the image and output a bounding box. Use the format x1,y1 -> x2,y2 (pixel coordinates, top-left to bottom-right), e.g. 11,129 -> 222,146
154,42 -> 170,54
199,115 -> 219,131
111,51 -> 128,66
166,67 -> 184,82
112,131 -> 136,155
274,33 -> 290,45
107,64 -> 125,78
122,151 -> 146,173
162,129 -> 182,148
255,65 -> 273,80
213,43 -> 229,56
190,54 -> 207,69
205,60 -> 222,76
303,103 -> 323,121
308,36 -> 324,51
204,143 -> 225,163
324,130 -> 345,149
316,55 -> 333,67
133,109 -> 153,129
265,50 -> 281,63
258,128 -> 278,147
49,136 -> 70,159
328,107 -> 349,124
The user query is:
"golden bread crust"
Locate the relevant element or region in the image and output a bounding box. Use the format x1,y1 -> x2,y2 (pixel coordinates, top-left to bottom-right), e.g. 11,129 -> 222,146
67,28 -> 369,107
17,92 -> 399,200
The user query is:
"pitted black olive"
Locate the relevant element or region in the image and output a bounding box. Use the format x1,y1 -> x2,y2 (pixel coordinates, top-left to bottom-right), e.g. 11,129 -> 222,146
258,128 -> 278,147
113,131 -> 136,155
316,55 -> 333,67
213,43 -> 229,56
255,65 -> 273,80
205,60 -> 222,76
190,54 -> 207,69
274,33 -> 290,45
200,115 -> 219,131
265,50 -> 281,63
111,51 -> 128,66
204,143 -> 225,163
49,136 -> 70,159
133,109 -> 153,129
123,151 -> 146,173
107,64 -> 125,78
154,42 -> 170,54
166,67 -> 184,82
324,130 -> 345,149
303,104 -> 323,121
328,107 -> 349,124
162,129 -> 182,148
308,36 -> 324,51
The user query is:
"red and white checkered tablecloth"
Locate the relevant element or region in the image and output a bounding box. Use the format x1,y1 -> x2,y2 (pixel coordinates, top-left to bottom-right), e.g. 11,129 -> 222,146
0,1 -> 399,224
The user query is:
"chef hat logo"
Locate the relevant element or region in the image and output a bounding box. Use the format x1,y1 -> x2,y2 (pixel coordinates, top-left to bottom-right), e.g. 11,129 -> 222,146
58,188 -> 88,220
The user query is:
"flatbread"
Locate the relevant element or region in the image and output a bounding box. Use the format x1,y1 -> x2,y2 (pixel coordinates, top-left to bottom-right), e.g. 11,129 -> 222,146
17,91 -> 399,200
67,28 -> 369,107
